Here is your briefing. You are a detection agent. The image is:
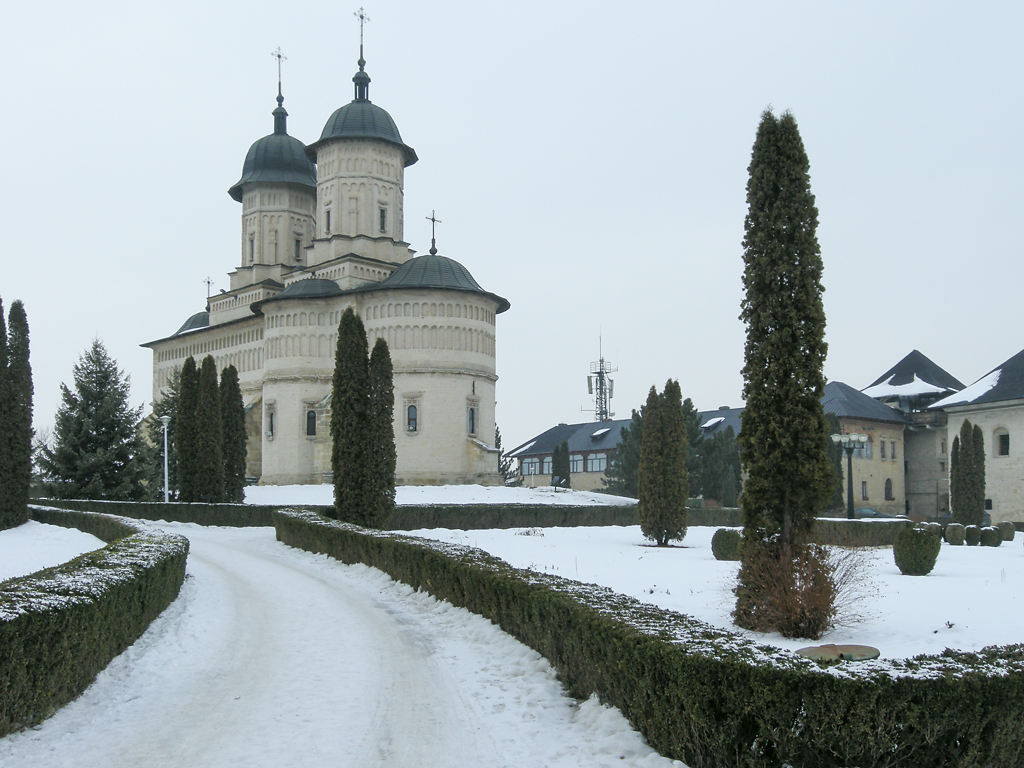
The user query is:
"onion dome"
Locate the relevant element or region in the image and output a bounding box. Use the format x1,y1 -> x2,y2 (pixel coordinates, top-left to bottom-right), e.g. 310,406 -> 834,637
364,251 -> 510,313
228,90 -> 317,202
173,310 -> 210,336
306,53 -> 417,166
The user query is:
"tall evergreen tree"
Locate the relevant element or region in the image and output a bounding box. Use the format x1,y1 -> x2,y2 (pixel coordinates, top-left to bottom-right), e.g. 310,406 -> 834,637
331,308 -> 370,522
602,408 -> 642,497
952,420 -> 985,526
0,300 -> 13,528
38,340 -> 145,500
637,382 -> 688,546
176,357 -> 200,502
972,422 -> 986,526
220,365 -> 247,504
553,439 -> 570,487
4,301 -> 33,526
737,109 -> 832,545
193,355 -> 224,503
496,426 -> 517,485
950,434 -> 960,521
638,386 -> 665,542
682,397 -> 702,489
364,337 -> 396,527
146,367 -> 181,500
659,379 -> 689,538
824,413 -> 845,512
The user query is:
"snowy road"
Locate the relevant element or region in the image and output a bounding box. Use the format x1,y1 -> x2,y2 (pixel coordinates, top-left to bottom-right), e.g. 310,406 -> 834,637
1,524 -> 680,768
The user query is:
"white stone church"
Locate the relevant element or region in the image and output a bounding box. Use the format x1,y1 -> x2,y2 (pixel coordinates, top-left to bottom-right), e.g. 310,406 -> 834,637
143,49 -> 509,486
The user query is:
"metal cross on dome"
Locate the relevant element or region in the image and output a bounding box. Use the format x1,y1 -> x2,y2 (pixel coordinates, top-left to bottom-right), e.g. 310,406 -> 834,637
355,7 -> 370,45
426,210 -> 442,254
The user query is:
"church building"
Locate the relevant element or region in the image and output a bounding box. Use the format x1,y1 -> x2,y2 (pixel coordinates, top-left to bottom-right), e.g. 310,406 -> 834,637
143,45 -> 509,486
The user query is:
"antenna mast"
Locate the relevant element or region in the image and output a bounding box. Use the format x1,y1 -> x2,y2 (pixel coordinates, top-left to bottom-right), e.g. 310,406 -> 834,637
586,337 -> 617,422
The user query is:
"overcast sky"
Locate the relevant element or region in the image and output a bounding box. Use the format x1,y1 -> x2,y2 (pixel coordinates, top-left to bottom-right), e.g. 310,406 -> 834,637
5,1 -> 1022,452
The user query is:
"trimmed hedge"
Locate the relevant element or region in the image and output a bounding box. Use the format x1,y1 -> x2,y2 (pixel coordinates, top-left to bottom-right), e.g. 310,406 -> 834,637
273,509 -> 1024,768
944,523 -> 966,546
0,506 -> 188,736
980,526 -> 1003,547
965,525 -> 982,546
893,527 -> 941,575
711,529 -> 742,560
809,517 -> 911,547
35,498 -> 277,527
997,521 -> 1016,542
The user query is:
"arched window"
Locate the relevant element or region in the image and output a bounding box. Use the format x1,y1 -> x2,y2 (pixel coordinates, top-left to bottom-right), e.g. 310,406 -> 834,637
884,478 -> 894,500
467,407 -> 476,436
306,410 -> 317,436
407,404 -> 417,433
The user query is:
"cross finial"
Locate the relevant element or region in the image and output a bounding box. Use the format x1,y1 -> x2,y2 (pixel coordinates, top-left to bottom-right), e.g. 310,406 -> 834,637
426,210 -> 442,255
354,7 -> 370,66
204,276 -> 214,300
271,47 -> 287,103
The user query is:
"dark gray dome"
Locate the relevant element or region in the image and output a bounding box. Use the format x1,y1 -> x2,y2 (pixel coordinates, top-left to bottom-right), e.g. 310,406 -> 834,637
174,311 -> 209,336
270,278 -> 344,301
229,102 -> 317,202
365,252 -> 510,313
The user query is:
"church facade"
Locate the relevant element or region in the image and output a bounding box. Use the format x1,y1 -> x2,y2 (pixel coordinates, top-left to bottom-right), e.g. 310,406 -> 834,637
143,51 -> 509,486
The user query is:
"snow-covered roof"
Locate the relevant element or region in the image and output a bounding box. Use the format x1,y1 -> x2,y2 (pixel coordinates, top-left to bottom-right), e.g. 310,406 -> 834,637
591,427 -> 611,439
861,375 -> 952,399
700,416 -> 725,430
505,440 -> 536,458
930,370 -> 1002,409
863,350 -> 964,399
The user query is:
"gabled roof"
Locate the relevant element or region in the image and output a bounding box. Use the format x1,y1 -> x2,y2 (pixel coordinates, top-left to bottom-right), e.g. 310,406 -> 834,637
930,348 -> 1024,409
862,350 -> 965,399
823,381 -> 907,425
506,419 -> 632,459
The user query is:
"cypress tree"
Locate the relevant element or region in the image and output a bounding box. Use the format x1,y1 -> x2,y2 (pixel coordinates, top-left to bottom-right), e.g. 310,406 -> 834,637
37,340 -> 145,500
737,109 -> 832,545
364,337 -> 396,527
331,308 -> 369,522
554,439 -> 571,487
972,423 -> 986,526
0,300 -> 12,528
638,386 -> 665,543
220,364 -> 247,504
682,397 -> 702,490
659,379 -> 689,542
5,301 -> 32,526
950,434 -> 960,521
176,357 -> 200,502
193,355 -> 224,502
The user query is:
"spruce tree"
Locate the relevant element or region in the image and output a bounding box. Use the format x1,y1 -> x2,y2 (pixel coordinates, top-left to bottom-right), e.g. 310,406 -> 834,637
364,337 -> 396,527
602,408 -> 642,497
737,109 -> 832,544
220,364 -> 247,504
176,357 -> 200,502
193,355 -> 224,503
37,340 -> 145,500
4,301 -> 33,526
331,308 -> 370,522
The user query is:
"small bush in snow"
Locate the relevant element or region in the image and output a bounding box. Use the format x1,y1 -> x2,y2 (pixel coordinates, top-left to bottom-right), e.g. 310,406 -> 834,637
944,523 -> 965,546
893,526 -> 941,576
980,526 -> 1002,547
918,522 -> 943,539
997,521 -> 1015,542
711,529 -> 742,561
965,525 -> 981,546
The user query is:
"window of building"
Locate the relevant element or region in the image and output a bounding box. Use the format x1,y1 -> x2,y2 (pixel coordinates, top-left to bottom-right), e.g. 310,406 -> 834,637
467,407 -> 476,436
884,478 -> 894,501
996,429 -> 1010,457
586,453 -> 607,472
522,458 -> 539,475
294,238 -> 302,262
249,237 -> 255,263
379,207 -> 387,233
853,437 -> 873,460
570,454 -> 583,473
306,410 -> 317,436
407,404 -> 418,433
881,441 -> 887,460
891,441 -> 897,460
325,209 -> 332,234
861,481 -> 868,501
542,456 -> 553,475
985,498 -> 993,510
266,409 -> 275,439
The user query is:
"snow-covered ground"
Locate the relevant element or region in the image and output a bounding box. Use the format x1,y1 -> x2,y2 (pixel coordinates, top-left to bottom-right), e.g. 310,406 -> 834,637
0,520 -> 104,581
406,524 -> 1024,659
0,522 -> 680,768
245,483 -> 638,507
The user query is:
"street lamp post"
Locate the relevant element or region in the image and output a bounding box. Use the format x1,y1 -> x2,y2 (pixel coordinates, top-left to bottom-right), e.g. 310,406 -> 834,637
159,415 -> 171,503
830,432 -> 868,519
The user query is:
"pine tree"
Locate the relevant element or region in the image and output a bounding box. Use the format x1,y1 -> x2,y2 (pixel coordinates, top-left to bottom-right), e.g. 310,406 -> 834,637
4,301 -> 33,526
220,365 -> 247,504
193,355 -> 224,503
176,357 -> 200,502
331,308 -> 370,522
146,367 -> 181,500
37,340 -> 145,500
737,109 -> 832,544
364,337 -> 396,527
602,408 -> 642,497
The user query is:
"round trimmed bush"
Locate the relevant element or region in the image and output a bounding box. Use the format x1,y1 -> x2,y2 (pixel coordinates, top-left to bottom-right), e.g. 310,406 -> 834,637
893,526 -> 941,576
980,526 -> 1003,547
917,522 -> 943,539
997,521 -> 1015,542
964,525 -> 981,546
711,528 -> 742,561
943,523 -> 965,546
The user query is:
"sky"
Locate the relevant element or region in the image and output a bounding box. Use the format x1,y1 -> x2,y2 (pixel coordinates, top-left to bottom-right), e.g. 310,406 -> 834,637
4,0 -> 1022,452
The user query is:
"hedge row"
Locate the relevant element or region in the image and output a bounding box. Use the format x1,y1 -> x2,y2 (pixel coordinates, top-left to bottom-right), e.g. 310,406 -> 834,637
273,508 -> 1024,768
809,517 -> 911,547
0,506 -> 189,736
34,498 -> 277,527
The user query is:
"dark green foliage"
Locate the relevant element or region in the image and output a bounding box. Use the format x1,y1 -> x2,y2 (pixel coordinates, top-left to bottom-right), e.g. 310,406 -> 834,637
175,357 -> 200,502
681,397 -> 702,487
980,526 -> 1003,547
808,518 -> 910,547
824,413 -> 845,512
331,308 -> 370,522
952,420 -> 986,526
944,523 -> 965,545
699,427 -> 741,507
893,526 -> 941,575
602,408 -> 641,497
972,423 -> 986,522
144,367 -> 181,501
997,521 -> 1015,542
37,340 -> 145,500
950,435 -> 960,520
1,507 -> 187,736
192,356 -> 224,503
711,528 -> 742,560
552,439 -> 570,487
219,365 -> 246,503
363,338 -> 396,528
965,524 -> 981,546
738,110 -> 832,546
1,300 -> 32,529
276,508 -> 1024,768
496,426 -> 517,484
638,382 -> 689,546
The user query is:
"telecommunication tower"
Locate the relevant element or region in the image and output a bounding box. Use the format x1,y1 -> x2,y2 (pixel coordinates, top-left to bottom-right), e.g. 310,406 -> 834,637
586,340 -> 617,422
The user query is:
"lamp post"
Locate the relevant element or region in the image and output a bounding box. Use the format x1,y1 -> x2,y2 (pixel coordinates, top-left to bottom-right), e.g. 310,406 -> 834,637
830,432 -> 868,519
159,415 -> 171,503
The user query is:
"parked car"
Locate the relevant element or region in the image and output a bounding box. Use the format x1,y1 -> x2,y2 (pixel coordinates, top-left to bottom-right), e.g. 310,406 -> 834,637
854,507 -> 908,519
